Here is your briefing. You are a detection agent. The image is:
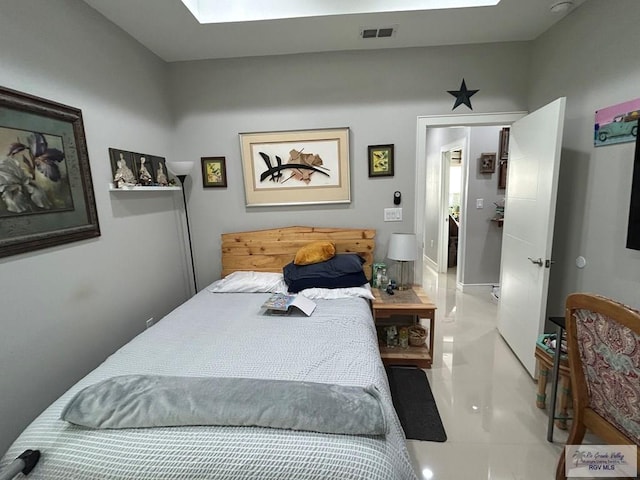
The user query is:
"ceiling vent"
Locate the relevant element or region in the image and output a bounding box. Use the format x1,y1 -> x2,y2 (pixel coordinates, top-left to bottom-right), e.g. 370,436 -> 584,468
360,26 -> 397,39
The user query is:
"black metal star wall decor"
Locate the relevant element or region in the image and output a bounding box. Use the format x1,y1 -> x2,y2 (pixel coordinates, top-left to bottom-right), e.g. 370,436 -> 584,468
447,78 -> 479,110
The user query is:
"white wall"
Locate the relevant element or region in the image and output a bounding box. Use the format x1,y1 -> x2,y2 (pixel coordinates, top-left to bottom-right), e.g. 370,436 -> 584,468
463,126 -> 505,285
0,0 -> 190,454
529,0 -> 640,312
168,43 -> 530,288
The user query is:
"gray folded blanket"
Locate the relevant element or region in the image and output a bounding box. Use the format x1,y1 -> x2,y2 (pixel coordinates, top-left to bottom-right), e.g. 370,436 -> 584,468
61,375 -> 387,436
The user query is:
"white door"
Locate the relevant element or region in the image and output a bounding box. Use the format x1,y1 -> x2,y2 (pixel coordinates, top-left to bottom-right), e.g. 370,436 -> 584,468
497,97 -> 566,377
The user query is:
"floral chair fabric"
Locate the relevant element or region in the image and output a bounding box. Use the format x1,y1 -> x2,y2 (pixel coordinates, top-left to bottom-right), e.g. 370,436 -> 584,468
557,294 -> 640,480
574,306 -> 640,444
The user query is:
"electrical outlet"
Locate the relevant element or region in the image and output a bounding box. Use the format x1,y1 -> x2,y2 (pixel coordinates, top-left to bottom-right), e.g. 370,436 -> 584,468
384,208 -> 402,222
146,317 -> 155,329
476,198 -> 484,209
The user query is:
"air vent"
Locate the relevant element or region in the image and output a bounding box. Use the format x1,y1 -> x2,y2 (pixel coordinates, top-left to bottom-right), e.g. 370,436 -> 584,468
360,26 -> 397,39
362,29 -> 377,38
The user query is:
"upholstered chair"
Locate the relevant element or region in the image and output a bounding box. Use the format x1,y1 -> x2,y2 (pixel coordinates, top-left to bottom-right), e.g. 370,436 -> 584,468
556,293 -> 640,480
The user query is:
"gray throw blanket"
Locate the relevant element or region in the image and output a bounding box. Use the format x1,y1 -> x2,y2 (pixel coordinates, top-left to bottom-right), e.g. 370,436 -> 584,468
61,375 -> 387,436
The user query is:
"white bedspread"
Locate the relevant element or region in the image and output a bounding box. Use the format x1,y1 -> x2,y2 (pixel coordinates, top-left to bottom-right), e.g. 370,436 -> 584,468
1,292 -> 417,480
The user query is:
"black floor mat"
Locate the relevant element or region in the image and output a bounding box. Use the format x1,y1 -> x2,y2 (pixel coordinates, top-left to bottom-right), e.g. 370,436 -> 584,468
386,366 -> 447,442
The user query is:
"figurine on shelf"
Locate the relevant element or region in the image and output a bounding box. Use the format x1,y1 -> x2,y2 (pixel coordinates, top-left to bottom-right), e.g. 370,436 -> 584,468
113,153 -> 136,188
137,156 -> 153,186
155,162 -> 168,186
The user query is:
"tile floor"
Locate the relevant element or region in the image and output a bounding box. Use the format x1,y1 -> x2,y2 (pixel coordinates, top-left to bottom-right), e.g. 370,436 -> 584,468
407,266 -> 571,480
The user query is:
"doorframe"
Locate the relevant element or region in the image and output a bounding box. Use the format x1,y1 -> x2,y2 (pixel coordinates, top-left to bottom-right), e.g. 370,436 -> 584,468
438,141 -> 466,276
413,111 -> 527,284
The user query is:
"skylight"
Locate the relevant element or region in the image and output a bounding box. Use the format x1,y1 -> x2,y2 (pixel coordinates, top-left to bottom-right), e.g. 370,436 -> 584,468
181,0 -> 500,24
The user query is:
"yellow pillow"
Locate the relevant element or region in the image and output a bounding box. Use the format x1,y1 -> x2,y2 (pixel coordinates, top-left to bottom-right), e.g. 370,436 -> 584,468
294,241 -> 336,265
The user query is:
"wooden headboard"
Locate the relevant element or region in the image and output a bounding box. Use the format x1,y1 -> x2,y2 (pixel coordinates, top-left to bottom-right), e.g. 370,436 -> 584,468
221,226 -> 375,280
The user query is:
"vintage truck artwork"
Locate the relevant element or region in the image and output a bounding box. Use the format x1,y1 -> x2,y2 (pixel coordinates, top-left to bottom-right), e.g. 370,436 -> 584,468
595,98 -> 640,147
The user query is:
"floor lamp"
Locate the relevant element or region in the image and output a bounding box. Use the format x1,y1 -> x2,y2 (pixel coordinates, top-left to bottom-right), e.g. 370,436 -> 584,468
168,161 -> 197,295
387,233 -> 417,290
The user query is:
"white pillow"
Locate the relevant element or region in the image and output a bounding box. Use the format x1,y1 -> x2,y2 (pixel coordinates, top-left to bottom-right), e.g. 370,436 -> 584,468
206,271 -> 288,293
298,284 -> 375,300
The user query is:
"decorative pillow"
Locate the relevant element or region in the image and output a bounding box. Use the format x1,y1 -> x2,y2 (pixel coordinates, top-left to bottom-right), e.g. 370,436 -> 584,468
206,271 -> 288,293
285,254 -> 365,280
284,254 -> 367,292
285,271 -> 369,293
298,284 -> 375,300
294,241 -> 336,266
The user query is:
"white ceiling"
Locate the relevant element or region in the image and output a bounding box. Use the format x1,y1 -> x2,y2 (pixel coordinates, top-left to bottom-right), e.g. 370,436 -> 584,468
81,0 -> 585,63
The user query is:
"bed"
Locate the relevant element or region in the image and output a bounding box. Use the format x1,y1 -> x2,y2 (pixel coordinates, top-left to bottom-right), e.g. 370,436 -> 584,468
0,226 -> 418,480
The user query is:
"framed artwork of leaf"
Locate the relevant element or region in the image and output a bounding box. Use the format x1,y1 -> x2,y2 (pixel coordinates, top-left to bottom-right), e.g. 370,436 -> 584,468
239,128 -> 350,206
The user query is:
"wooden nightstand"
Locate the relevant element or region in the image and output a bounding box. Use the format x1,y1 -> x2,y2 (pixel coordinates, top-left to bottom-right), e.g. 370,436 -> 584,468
371,285 -> 437,368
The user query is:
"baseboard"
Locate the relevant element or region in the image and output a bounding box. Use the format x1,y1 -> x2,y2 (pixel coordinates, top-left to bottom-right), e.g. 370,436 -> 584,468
457,283 -> 495,294
423,255 -> 438,272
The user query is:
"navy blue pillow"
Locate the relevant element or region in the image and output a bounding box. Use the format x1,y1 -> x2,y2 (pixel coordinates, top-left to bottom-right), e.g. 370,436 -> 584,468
285,271 -> 369,293
283,254 -> 367,292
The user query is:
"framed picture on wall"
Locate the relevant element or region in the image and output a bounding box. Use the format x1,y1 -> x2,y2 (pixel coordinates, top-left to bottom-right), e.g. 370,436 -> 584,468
498,127 -> 510,189
239,127 -> 350,206
479,152 -> 496,173
201,156 -> 227,188
368,144 -> 394,177
0,86 -> 100,258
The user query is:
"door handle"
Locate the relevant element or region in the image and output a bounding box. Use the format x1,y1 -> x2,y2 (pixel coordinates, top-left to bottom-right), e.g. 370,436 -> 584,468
528,257 -> 543,267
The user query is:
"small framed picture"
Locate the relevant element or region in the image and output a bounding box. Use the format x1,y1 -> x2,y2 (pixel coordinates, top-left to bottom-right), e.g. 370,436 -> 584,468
201,156 -> 228,188
131,152 -> 155,185
479,152 -> 496,173
368,144 -> 394,177
150,156 -> 169,186
109,148 -> 136,185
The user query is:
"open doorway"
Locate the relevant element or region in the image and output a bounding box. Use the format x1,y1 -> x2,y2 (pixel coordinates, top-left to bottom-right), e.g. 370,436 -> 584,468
446,148 -> 462,271
413,112 -> 527,286
414,102 -> 567,377
438,145 -> 464,281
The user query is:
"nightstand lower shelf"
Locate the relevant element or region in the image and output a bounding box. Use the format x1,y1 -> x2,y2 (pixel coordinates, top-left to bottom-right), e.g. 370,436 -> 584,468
378,343 -> 432,369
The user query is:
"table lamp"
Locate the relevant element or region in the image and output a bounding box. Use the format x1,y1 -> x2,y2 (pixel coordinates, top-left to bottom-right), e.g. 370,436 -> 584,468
387,233 -> 417,290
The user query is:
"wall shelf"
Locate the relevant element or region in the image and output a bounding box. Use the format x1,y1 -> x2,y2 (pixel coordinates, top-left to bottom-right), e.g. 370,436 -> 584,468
108,183 -> 180,192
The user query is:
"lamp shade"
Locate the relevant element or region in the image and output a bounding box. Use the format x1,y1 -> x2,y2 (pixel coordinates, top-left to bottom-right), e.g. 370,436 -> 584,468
387,233 -> 417,261
167,160 -> 195,176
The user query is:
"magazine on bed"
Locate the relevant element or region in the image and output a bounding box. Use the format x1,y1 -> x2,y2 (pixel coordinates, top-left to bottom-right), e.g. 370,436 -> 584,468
262,293 -> 316,316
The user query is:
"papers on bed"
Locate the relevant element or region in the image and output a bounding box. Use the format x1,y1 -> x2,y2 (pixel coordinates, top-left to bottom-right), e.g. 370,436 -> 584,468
61,375 -> 387,436
261,293 -> 317,316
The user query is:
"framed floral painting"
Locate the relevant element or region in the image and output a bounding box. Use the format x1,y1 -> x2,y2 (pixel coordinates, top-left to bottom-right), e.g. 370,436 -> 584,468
201,156 -> 227,188
0,86 -> 100,258
368,144 -> 394,177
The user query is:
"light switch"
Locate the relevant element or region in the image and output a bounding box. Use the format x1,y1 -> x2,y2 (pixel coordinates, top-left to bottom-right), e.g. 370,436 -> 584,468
384,208 -> 402,222
476,198 -> 484,209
